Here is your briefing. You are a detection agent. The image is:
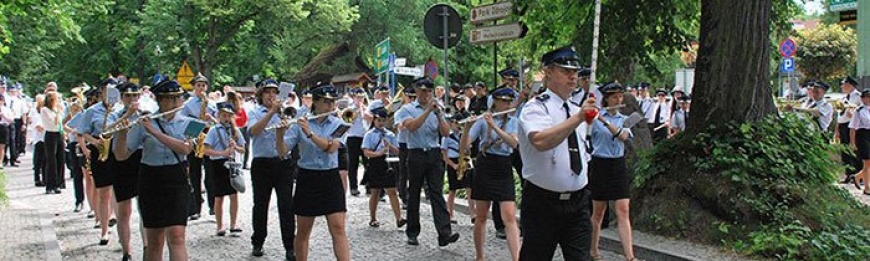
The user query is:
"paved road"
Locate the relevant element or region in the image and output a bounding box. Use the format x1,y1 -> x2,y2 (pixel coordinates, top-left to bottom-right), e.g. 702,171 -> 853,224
1,150 -> 622,261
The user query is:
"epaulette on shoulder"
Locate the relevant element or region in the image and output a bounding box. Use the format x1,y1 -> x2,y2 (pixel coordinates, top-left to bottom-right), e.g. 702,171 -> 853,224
535,93 -> 550,102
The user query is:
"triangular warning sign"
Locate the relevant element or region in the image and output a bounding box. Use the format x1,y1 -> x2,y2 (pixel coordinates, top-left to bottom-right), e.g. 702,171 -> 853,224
177,60 -> 195,91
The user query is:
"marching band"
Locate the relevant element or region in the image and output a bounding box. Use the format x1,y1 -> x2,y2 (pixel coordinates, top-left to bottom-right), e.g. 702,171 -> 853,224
8,41 -> 867,261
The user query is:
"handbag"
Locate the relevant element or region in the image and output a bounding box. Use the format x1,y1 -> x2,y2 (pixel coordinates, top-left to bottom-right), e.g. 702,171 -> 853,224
218,126 -> 246,193
155,119 -> 194,193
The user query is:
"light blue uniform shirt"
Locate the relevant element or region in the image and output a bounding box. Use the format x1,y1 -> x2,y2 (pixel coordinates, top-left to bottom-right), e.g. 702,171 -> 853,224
346,105 -> 368,138
180,96 -> 217,120
284,115 -> 344,170
361,128 -> 397,153
204,124 -> 246,160
108,108 -> 144,149
393,105 -> 408,144
246,105 -> 283,158
671,109 -> 687,131
76,103 -> 114,137
393,102 -> 445,149
591,110 -> 633,158
466,115 -> 518,156
440,132 -> 461,158
121,115 -> 194,166
66,112 -> 84,141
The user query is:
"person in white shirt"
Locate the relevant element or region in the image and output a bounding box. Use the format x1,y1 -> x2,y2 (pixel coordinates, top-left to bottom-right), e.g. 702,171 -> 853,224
849,90 -> 870,195
837,76 -> 864,184
0,94 -> 14,169
41,91 -> 64,194
645,90 -> 671,143
788,81 -> 833,132
29,95 -> 46,189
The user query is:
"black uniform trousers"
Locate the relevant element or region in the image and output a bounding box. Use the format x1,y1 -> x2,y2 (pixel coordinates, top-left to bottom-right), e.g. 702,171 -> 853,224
519,182 -> 592,261
840,122 -> 862,175
33,141 -> 45,184
44,132 -> 64,192
250,157 -> 295,252
346,136 -> 367,190
406,149 -> 452,239
14,118 -> 24,155
241,127 -> 250,168
7,123 -> 17,165
67,141 -> 85,205
396,143 -> 409,204
187,153 -> 214,216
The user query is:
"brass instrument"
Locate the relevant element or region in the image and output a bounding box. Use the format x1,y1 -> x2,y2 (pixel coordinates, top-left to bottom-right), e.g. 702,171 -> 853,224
100,106 -> 183,136
194,95 -> 209,158
341,107 -> 357,123
457,108 -> 517,124
456,121 -> 473,180
223,122 -> 244,183
775,97 -> 803,111
264,109 -> 339,131
96,97 -> 114,162
385,85 -> 405,113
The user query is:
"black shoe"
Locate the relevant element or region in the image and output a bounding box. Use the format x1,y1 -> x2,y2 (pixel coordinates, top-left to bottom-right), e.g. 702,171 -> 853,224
99,235 -> 110,245
406,237 -> 419,246
209,209 -> 215,216
252,246 -> 264,257
496,229 -> 507,239
87,211 -> 96,218
74,203 -> 83,213
59,184 -> 66,189
285,251 -> 296,261
109,218 -> 117,227
397,219 -> 407,228
8,164 -> 19,167
54,189 -> 62,194
121,253 -> 131,261
350,189 -> 360,196
216,230 -> 226,236
438,233 -> 460,246
36,182 -> 45,187
189,214 -> 200,221
45,190 -> 52,195
401,203 -> 407,210
842,175 -> 856,184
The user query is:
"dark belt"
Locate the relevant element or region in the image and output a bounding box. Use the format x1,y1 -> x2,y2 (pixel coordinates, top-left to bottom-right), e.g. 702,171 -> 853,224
408,148 -> 440,153
524,181 -> 585,201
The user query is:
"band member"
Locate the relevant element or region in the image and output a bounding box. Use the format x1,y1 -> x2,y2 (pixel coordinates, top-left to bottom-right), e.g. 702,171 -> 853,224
79,88 -> 101,220
518,46 -> 597,260
107,82 -> 145,261
64,90 -> 87,212
344,88 -> 369,195
469,82 -> 489,115
839,76 -> 863,183
570,67 -> 602,108
645,89 -> 670,143
394,77 -> 459,246
204,102 -> 246,236
460,87 -> 521,260
32,94 -> 47,191
276,84 -> 350,261
394,87 -> 416,208
114,79 -> 192,261
76,78 -> 119,245
361,106 -> 406,228
669,95 -> 690,137
441,113 -> 472,223
792,81 -> 833,132
180,73 -> 217,220
850,89 -> 870,195
587,83 -> 643,261
0,94 -> 10,169
246,78 -> 295,260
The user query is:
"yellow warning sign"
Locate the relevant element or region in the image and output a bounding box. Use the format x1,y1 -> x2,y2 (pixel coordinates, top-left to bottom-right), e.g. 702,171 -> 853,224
176,60 -> 195,91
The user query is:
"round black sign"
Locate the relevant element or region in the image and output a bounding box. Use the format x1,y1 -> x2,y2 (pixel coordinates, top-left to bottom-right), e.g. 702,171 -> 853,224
423,4 -> 462,49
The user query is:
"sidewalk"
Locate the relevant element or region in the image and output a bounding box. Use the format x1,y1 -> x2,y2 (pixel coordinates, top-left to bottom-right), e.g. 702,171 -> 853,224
0,150 -> 621,261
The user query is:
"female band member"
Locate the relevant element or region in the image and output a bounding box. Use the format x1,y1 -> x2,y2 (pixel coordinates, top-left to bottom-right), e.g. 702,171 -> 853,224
204,102 -> 246,236
276,84 -> 350,261
460,87 -> 521,261
361,106 -> 406,228
442,113 -> 473,223
107,82 -> 145,261
588,82 -> 642,261
850,90 -> 870,195
114,80 -> 192,261
76,78 -> 118,245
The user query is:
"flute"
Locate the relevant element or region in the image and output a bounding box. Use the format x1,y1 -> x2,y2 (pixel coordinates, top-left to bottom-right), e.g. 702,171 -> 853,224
100,106 -> 184,136
457,108 -> 517,124
264,109 -> 338,130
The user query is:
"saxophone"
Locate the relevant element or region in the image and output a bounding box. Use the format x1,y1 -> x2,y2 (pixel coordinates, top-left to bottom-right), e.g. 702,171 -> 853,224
194,95 -> 208,158
97,101 -> 113,162
223,123 -> 243,173
456,123 -> 473,180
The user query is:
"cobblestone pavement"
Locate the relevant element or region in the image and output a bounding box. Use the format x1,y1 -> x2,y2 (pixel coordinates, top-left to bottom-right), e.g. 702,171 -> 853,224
1,151 -> 622,261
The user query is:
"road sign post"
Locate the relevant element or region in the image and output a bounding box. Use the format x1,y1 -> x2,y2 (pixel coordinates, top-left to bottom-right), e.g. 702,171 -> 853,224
375,38 -> 391,75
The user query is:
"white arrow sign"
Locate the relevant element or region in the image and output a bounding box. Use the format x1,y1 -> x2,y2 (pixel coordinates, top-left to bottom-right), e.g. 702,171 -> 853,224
470,22 -> 528,45
470,1 -> 513,24
394,66 -> 424,77
395,58 -> 407,67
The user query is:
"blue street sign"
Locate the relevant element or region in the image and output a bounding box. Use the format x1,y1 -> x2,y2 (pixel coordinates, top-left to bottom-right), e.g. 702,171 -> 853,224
781,57 -> 795,73
388,53 -> 396,72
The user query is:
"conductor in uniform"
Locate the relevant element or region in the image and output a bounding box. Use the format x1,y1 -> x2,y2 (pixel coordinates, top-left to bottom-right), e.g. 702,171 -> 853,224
518,46 -> 597,260
394,77 -> 460,246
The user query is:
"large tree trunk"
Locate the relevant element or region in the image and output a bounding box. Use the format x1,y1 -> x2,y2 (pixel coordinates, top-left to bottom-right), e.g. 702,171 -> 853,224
687,0 -> 777,135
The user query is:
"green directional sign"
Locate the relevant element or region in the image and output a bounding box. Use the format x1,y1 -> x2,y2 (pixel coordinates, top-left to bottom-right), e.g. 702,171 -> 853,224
830,0 -> 858,12
375,38 -> 391,75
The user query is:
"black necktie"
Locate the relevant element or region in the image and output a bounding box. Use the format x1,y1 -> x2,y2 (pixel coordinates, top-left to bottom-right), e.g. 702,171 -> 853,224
563,103 -> 582,175
654,103 -> 662,124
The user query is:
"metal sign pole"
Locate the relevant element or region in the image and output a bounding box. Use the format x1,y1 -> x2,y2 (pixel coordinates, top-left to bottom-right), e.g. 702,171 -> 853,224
590,0 -> 602,85
442,6 -> 451,109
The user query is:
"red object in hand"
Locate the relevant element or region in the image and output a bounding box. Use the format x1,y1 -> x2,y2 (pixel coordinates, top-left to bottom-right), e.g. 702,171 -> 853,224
584,109 -> 599,124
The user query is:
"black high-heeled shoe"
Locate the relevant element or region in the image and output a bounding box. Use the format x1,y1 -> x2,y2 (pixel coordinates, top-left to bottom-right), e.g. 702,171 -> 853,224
121,253 -> 131,261
99,235 -> 110,245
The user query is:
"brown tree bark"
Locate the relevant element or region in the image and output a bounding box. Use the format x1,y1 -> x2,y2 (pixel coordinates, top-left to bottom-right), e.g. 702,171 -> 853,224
686,0 -> 778,135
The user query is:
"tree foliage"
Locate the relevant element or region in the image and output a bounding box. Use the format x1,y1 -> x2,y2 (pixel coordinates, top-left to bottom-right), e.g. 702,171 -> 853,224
794,23 -> 857,81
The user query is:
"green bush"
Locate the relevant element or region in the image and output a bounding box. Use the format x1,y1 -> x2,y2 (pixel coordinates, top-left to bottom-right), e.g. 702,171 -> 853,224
633,113 -> 870,260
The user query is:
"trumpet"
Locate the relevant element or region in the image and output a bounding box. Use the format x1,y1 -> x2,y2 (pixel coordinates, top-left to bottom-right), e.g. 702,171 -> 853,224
100,106 -> 184,136
264,109 -> 338,131
341,107 -> 357,123
457,108 -> 517,124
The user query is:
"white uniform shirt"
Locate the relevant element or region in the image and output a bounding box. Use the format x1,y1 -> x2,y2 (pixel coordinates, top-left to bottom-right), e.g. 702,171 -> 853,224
802,98 -> 833,131
29,107 -> 44,143
569,85 -> 602,109
838,90 -> 862,124
645,101 -> 670,124
8,95 -> 24,119
518,89 -> 590,192
849,105 -> 870,130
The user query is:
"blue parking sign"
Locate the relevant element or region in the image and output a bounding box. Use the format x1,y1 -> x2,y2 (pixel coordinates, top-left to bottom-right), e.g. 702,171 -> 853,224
781,57 -> 795,73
